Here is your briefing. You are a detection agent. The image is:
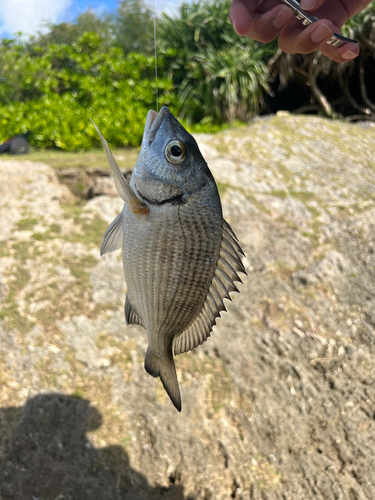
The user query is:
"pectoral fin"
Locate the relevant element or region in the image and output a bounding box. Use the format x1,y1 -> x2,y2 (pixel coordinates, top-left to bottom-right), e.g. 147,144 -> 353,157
90,119 -> 149,217
100,212 -> 123,256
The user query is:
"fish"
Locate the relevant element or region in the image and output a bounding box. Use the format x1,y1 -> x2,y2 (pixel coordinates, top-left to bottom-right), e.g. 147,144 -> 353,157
92,106 -> 246,412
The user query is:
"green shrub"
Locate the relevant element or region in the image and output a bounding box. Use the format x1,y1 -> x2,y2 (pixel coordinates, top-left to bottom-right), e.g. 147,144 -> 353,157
0,33 -> 175,150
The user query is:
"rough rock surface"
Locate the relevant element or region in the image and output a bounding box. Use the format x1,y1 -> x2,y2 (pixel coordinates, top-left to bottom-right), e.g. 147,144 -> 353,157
0,114 -> 375,499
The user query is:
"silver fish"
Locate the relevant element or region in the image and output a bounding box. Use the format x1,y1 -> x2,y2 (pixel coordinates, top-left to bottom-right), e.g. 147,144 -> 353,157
92,107 -> 246,411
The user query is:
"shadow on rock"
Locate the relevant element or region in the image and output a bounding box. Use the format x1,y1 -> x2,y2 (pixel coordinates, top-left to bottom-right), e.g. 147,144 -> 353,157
0,393 -> 185,500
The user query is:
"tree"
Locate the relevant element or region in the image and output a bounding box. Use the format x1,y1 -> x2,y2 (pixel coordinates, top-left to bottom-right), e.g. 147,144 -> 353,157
115,0 -> 154,55
29,11 -> 114,48
0,33 -> 175,150
266,3 -> 375,119
158,0 -> 275,123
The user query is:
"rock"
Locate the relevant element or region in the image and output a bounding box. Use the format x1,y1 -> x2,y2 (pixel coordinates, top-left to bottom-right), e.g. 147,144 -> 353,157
87,176 -> 118,198
0,273 -> 9,302
90,253 -> 125,304
1,115 -> 375,499
87,170 -> 132,198
84,196 -> 124,224
0,161 -> 74,241
57,167 -> 132,200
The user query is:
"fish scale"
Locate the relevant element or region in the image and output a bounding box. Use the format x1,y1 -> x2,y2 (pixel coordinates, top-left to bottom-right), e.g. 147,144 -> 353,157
94,106 -> 246,411
159,200 -> 222,336
123,194 -> 222,344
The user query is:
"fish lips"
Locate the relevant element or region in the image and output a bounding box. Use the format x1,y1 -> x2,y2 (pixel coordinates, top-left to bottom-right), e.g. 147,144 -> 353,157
144,107 -> 170,144
143,106 -> 190,149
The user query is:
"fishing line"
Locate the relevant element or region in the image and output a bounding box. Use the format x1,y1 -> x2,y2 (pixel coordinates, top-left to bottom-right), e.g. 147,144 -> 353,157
153,0 -> 159,112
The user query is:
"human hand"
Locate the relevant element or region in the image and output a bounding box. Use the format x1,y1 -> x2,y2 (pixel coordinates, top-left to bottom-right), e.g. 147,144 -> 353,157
229,0 -> 372,63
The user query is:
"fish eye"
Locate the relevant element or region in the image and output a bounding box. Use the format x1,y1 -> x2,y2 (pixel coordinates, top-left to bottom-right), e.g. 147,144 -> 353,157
165,140 -> 186,165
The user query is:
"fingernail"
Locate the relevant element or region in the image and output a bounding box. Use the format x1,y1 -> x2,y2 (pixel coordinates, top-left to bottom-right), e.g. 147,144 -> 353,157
341,50 -> 357,60
300,0 -> 317,10
273,6 -> 293,29
311,23 -> 333,44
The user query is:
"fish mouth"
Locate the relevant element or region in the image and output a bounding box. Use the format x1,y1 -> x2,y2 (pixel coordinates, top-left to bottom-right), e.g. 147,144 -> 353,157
144,106 -> 170,144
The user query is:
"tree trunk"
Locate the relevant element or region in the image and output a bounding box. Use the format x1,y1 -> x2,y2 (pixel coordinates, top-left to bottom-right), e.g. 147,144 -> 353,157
337,67 -> 371,115
359,55 -> 375,112
307,56 -> 334,117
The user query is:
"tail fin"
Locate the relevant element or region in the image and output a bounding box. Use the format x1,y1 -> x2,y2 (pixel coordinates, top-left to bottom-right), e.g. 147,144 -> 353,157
145,348 -> 181,412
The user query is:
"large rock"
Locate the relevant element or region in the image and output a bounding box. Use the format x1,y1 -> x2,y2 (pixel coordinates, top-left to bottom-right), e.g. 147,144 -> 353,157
0,114 -> 375,499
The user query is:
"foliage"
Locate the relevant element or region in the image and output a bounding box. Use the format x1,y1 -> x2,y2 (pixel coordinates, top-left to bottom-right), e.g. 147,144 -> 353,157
29,11 -> 114,48
266,3 -> 375,118
158,0 -> 276,124
30,0 -> 155,56
343,3 -> 375,42
0,33 -> 175,150
115,0 -> 155,55
0,0 -> 374,150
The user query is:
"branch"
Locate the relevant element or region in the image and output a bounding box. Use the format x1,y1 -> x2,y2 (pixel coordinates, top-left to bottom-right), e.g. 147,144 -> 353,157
360,38 -> 375,51
359,55 -> 375,112
293,104 -> 320,114
345,114 -> 375,122
307,57 -> 334,117
293,67 -> 308,80
337,68 -> 371,115
266,48 -> 283,83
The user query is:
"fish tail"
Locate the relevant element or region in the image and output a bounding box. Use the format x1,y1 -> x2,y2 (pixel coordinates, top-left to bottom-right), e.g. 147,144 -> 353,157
144,348 -> 181,412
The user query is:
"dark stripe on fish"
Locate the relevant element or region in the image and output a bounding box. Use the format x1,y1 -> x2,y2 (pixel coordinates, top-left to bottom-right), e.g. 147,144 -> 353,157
140,193 -> 185,206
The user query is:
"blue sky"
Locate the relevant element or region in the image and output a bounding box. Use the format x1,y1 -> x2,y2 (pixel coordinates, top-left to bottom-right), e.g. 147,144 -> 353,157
0,0 -> 181,39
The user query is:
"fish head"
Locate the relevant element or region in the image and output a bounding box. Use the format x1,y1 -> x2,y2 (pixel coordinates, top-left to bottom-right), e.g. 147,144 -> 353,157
132,107 -> 215,204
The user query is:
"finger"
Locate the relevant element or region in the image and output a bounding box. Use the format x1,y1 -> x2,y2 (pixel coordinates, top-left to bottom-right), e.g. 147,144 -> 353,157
279,19 -> 360,63
320,41 -> 360,63
350,0 -> 373,16
229,0 -> 252,36
279,19 -> 336,54
301,0 -> 373,28
230,0 -> 294,42
299,0 -> 325,11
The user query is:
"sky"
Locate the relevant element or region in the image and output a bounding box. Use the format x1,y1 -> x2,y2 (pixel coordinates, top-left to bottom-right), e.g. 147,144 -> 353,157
0,0 -> 181,39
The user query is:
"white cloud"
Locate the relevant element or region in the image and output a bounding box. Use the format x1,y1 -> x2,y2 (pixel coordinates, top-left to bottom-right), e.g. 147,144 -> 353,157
0,0 -> 72,36
148,0 -> 185,16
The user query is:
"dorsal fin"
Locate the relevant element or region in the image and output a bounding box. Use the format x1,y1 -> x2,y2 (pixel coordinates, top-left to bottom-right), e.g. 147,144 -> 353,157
125,294 -> 146,328
173,219 -> 246,356
91,118 -> 149,217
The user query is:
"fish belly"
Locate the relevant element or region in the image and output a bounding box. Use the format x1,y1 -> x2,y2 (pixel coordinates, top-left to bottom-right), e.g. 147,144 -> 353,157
122,191 -> 222,355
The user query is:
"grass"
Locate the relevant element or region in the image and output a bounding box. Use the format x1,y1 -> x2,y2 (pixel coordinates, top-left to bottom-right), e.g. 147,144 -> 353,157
0,198 -> 110,336
0,301 -> 35,332
96,334 -> 136,379
175,352 -> 235,413
16,216 -> 39,231
5,147 -> 140,172
28,253 -> 99,331
20,341 -> 133,487
216,180 -> 234,196
251,455 -> 282,492
0,244 -> 10,258
61,199 -> 109,246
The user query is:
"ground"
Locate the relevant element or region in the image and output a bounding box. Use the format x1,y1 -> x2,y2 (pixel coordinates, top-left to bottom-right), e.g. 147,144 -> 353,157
0,113 -> 374,499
